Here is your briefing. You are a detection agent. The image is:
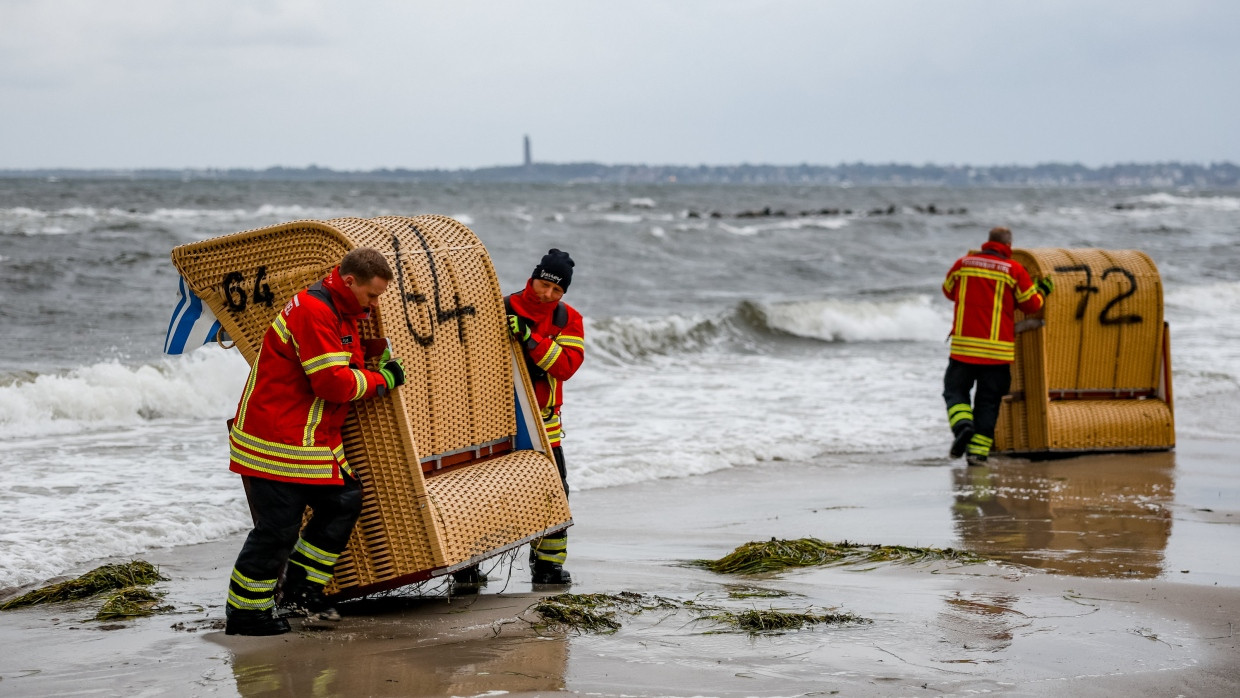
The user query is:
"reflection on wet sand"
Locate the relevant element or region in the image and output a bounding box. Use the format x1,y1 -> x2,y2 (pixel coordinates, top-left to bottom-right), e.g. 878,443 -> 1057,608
952,451 -> 1175,578
224,595 -> 567,697
933,592 -> 1026,659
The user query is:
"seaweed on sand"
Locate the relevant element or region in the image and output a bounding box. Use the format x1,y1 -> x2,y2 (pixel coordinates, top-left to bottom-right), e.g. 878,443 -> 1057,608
530,592 -> 685,634
693,538 -> 986,575
701,607 -> 871,636
1,561 -> 168,610
96,586 -> 173,621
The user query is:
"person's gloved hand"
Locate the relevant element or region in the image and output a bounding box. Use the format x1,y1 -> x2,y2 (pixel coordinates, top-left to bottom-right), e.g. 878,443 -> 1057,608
1036,276 -> 1054,296
380,357 -> 405,390
507,314 -> 532,342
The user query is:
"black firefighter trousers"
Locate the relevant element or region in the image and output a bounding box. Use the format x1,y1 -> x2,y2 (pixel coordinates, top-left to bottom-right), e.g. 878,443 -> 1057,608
532,446 -> 569,566
227,475 -> 362,612
942,358 -> 1011,445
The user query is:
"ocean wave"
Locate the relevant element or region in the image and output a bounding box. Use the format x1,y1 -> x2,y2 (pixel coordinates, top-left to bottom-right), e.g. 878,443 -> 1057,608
717,217 -> 849,236
0,203 -> 344,234
1131,193 -> 1240,211
585,295 -> 950,363
0,348 -> 248,441
1165,280 -> 1240,315
746,295 -> 950,343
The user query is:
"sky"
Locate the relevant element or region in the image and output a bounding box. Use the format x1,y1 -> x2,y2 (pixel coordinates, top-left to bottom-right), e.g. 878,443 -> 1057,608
1,1 -> 1237,170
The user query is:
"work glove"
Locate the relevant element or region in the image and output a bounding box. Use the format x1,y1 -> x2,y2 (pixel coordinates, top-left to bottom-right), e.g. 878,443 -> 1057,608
1035,276 -> 1054,296
507,314 -> 532,343
379,357 -> 405,390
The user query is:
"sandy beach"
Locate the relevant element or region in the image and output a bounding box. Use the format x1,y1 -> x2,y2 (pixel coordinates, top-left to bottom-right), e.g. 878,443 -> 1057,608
2,430 -> 1238,697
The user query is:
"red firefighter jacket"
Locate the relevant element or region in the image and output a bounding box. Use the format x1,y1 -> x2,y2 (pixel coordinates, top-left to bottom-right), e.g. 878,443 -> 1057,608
229,267 -> 387,484
508,280 -> 585,447
942,241 -> 1045,365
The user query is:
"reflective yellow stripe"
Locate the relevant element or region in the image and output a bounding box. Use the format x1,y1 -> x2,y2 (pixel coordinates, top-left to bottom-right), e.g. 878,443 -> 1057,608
1016,284 -> 1038,303
949,343 -> 1014,361
951,335 -> 1014,349
230,569 -> 277,593
231,425 -> 335,461
289,560 -> 332,584
947,404 -> 974,427
294,538 -> 340,566
235,355 -> 262,431
302,352 -> 350,376
536,342 -> 562,371
544,376 -> 558,411
350,369 -> 367,400
303,398 -> 324,447
990,282 -> 1004,341
556,335 -> 585,350
273,314 -> 292,344
954,276 -> 968,334
957,268 -> 1013,285
227,591 -> 275,610
230,448 -> 336,479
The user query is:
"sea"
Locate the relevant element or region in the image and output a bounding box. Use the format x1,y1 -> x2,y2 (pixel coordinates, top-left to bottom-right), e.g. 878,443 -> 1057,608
1,179 -> 1238,591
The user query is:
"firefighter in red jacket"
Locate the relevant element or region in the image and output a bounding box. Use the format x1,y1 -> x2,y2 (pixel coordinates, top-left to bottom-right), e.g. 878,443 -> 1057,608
224,248 -> 406,636
942,227 -> 1052,466
508,249 -> 584,585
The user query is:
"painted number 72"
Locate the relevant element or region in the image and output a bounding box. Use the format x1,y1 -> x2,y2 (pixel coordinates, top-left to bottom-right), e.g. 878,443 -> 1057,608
1052,264 -> 1143,325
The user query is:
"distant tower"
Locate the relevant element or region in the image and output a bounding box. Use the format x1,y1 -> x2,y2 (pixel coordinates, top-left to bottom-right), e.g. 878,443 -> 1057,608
523,135 -> 532,167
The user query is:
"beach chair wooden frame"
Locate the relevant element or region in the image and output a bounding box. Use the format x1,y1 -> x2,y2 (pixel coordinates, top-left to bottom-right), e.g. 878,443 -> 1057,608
171,216 -> 572,598
996,248 -> 1175,455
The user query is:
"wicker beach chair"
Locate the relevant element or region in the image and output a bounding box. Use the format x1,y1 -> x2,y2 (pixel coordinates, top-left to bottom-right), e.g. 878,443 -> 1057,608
171,216 -> 572,598
995,248 -> 1175,454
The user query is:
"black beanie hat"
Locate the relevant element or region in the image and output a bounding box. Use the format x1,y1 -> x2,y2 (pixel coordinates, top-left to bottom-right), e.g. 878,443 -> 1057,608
531,248 -> 574,291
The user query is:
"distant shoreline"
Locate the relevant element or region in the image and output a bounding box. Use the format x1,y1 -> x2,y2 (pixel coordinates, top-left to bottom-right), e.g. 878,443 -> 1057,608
1,161 -> 1237,188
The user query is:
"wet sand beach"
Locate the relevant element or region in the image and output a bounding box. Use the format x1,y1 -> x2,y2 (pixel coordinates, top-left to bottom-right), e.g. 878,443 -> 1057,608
2,435 -> 1238,697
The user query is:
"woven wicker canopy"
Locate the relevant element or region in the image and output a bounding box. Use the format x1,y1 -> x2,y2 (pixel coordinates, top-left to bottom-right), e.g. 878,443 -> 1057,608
172,216 -> 572,597
996,248 -> 1174,454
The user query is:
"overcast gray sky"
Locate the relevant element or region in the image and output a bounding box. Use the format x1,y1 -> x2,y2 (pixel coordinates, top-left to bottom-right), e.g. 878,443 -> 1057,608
2,1 -> 1236,170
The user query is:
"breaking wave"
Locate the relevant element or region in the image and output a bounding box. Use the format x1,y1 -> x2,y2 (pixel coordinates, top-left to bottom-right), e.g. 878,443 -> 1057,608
0,347 -> 248,440
585,295 -> 950,363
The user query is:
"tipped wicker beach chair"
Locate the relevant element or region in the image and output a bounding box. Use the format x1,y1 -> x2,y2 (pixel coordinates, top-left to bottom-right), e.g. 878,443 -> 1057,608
171,216 -> 571,598
995,248 -> 1174,455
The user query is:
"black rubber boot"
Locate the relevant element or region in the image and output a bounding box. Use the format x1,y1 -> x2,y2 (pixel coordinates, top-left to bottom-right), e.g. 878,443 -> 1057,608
950,420 -> 975,459
532,560 -> 572,586
279,584 -> 341,622
965,452 -> 988,467
449,565 -> 489,595
225,607 -> 291,636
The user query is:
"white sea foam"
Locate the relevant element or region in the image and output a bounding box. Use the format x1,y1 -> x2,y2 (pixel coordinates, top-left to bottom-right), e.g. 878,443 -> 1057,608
568,347 -> 945,491
1164,281 -> 1240,400
756,295 -> 950,343
0,347 -> 248,441
0,420 -> 250,589
629,197 -> 656,208
1134,193 -> 1240,211
718,217 -> 849,236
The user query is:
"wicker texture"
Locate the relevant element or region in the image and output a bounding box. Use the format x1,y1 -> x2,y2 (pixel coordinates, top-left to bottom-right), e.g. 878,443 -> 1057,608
171,216 -> 571,597
994,248 -> 1174,454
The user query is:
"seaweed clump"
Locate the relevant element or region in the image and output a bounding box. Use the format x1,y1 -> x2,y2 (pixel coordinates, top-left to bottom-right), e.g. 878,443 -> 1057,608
529,591 -> 871,637
702,607 -> 871,635
531,592 -> 685,634
694,538 -> 986,575
96,587 -> 173,621
1,561 -> 168,611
